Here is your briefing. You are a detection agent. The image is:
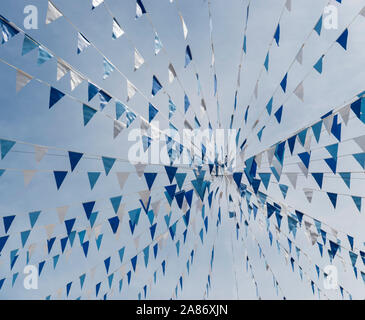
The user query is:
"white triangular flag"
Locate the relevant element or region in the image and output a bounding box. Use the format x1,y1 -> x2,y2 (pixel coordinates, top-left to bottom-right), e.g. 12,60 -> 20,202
44,224 -> 56,239
112,18 -> 124,39
127,80 -> 136,101
134,163 -> 146,178
168,64 -> 177,83
354,135 -> 365,152
46,1 -> 63,24
56,206 -> 69,223
303,188 -> 313,203
151,200 -> 161,217
296,46 -> 303,65
180,14 -> 188,39
70,70 -> 84,91
23,170 -> 36,187
57,59 -> 70,81
77,32 -> 90,54
116,172 -> 129,189
294,81 -> 304,101
323,114 -> 333,134
138,190 -> 151,208
298,162 -> 308,178
267,146 -> 275,166
134,49 -> 144,71
339,104 -> 350,125
254,82 -> 258,99
113,120 -> 126,139
16,70 -> 32,92
92,0 -> 104,9
285,0 -> 291,11
286,172 -> 298,189
34,145 -> 47,163
360,6 -> 365,17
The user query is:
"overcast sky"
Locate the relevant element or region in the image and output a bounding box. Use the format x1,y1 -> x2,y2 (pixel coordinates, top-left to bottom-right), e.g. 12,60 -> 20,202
0,0 -> 365,300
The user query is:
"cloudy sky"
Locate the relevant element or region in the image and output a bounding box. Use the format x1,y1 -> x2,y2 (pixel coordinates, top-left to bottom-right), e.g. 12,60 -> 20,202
0,0 -> 365,300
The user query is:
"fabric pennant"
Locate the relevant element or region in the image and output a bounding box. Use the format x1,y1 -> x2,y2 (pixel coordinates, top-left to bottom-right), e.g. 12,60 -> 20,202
136,0 -> 147,19
151,75 -> 162,96
77,33 -> 90,54
16,70 -> 32,92
49,87 -> 65,109
134,49 -> 144,71
46,1 -> 63,25
168,64 -> 177,83
180,14 -> 188,40
112,18 -> 124,39
22,35 -> 39,56
24,170 -> 36,187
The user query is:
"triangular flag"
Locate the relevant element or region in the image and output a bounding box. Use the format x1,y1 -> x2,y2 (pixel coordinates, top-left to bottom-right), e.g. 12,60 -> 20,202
134,49 -> 144,71
29,211 -> 41,228
151,75 -> 162,96
113,120 -> 126,139
49,87 -> 65,109
180,14 -> 188,39
149,103 -> 158,122
102,157 -> 116,176
46,1 -> 63,24
57,59 -> 70,81
311,173 -> 323,189
22,35 -> 39,56
327,192 -> 338,208
77,33 -> 90,54
56,206 -> 68,223
313,55 -> 324,74
154,33 -> 163,55
136,0 -> 147,18
168,64 -> 177,83
38,47 -> 53,65
112,18 -> 124,39
314,16 -> 322,36
144,172 -> 157,190
68,151 -> 83,171
294,82 -> 304,101
336,29 -> 348,50
23,170 -> 36,187
274,24 -> 280,46
280,73 -> 288,92
0,139 -> 15,159
88,172 -> 101,190
127,80 -> 136,101
185,45 -> 192,68
116,172 -> 129,189
54,171 -> 67,190
83,104 -> 97,126
16,70 -> 32,92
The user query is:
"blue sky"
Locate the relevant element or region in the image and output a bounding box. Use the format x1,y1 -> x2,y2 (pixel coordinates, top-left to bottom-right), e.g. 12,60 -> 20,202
0,0 -> 365,300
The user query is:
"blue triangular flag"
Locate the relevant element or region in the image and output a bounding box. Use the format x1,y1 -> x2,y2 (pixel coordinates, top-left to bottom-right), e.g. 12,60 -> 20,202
336,28 -> 348,50
274,24 -> 280,45
49,87 -> 65,109
151,75 -> 162,96
83,104 -> 97,126
144,172 -> 157,190
149,103 -> 158,122
68,151 -> 83,172
102,157 -> 116,175
53,171 -> 67,190
0,139 -> 15,160
185,45 -> 192,68
88,172 -> 101,190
